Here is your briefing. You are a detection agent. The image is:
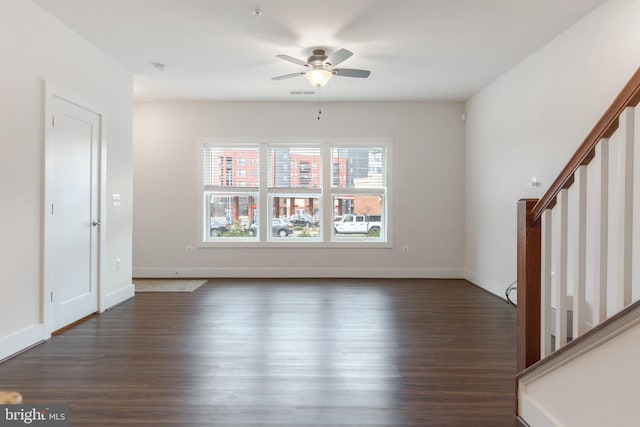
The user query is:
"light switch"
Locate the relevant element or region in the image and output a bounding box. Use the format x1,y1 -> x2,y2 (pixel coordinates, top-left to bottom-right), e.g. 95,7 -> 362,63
112,193 -> 121,207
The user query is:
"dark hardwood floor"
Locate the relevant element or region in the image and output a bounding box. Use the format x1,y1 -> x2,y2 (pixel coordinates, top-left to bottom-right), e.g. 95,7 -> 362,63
0,279 -> 518,426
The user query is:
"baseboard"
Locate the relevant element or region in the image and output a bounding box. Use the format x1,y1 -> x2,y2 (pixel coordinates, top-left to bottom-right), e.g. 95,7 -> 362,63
464,269 -> 511,301
518,392 -> 562,427
516,416 -> 532,427
0,324 -> 45,363
133,267 -> 464,279
100,283 -> 135,312
1,286 -> 135,362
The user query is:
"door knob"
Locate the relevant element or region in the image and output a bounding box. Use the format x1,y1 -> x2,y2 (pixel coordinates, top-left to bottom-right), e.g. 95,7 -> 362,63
92,220 -> 101,227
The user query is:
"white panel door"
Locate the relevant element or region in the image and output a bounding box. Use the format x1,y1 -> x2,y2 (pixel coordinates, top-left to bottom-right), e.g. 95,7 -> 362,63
47,95 -> 100,331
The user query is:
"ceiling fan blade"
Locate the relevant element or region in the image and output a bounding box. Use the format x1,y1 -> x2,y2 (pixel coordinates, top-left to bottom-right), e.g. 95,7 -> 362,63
276,54 -> 308,67
272,72 -> 305,81
333,68 -> 371,78
326,49 -> 353,66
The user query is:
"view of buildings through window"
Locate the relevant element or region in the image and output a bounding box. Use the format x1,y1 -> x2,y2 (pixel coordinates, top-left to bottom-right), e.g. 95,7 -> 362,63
202,142 -> 388,242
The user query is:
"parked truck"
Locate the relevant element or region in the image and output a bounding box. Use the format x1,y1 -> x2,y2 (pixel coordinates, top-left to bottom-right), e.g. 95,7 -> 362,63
333,214 -> 381,235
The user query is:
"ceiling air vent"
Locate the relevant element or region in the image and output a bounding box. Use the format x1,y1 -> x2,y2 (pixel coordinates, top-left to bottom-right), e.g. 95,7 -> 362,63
290,90 -> 316,95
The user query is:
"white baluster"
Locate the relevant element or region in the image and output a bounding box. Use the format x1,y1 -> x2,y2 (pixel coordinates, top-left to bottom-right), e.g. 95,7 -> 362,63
633,107 -> 640,302
541,209 -> 553,357
572,166 -> 587,338
614,107 -> 634,309
555,189 -> 569,349
587,139 -> 609,324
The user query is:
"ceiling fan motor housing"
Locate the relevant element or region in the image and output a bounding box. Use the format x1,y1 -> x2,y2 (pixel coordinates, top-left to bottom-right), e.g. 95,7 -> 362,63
308,49 -> 329,67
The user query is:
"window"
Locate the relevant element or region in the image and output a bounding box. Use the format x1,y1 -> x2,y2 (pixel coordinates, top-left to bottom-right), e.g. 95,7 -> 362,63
268,146 -> 322,241
201,139 -> 390,245
330,147 -> 386,241
203,145 -> 259,241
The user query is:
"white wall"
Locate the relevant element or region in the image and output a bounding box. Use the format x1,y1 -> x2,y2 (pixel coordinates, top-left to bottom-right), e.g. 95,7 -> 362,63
464,0 -> 640,298
0,1 -> 133,358
133,101 -> 465,278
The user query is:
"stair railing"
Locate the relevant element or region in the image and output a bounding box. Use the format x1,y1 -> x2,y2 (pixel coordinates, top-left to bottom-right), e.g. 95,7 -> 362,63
517,67 -> 640,373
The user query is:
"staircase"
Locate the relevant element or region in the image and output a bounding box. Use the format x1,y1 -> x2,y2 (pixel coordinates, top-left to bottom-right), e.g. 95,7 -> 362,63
515,67 -> 640,426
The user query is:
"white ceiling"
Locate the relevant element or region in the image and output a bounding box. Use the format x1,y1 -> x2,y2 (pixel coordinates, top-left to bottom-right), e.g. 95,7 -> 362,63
33,0 -> 608,102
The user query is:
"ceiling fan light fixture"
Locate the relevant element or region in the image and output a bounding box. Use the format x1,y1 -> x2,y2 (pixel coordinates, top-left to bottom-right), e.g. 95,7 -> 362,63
305,69 -> 332,87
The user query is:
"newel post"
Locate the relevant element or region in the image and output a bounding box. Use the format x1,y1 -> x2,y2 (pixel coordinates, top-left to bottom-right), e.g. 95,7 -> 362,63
517,199 -> 541,373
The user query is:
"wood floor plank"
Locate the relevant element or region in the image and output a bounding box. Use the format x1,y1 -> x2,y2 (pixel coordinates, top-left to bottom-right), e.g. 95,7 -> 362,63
0,279 -> 517,426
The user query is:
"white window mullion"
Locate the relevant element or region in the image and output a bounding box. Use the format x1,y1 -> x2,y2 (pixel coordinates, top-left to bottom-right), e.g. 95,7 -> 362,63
259,142 -> 269,240
322,143 -> 332,242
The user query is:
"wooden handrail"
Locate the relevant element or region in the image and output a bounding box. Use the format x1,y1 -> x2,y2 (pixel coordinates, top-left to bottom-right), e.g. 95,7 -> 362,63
531,67 -> 640,223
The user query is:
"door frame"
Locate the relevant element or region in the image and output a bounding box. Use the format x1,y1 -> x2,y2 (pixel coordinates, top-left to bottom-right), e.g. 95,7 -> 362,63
43,82 -> 107,338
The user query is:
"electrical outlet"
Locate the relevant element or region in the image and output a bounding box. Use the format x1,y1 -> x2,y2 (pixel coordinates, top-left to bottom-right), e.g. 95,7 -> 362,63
186,245 -> 193,254
402,245 -> 409,254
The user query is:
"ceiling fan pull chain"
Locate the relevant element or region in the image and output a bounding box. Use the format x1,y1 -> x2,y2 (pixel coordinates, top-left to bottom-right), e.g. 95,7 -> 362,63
317,87 -> 322,120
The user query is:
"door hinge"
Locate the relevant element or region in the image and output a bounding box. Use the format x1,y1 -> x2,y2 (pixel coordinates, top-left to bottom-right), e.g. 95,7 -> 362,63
50,291 -> 54,302
51,203 -> 54,215
51,115 -> 55,127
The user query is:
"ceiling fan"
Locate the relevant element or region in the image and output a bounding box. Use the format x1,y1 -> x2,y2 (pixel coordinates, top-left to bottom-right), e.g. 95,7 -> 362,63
272,48 -> 371,87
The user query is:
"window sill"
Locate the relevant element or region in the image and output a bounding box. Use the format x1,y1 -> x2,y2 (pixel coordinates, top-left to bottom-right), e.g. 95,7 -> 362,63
198,240 -> 392,249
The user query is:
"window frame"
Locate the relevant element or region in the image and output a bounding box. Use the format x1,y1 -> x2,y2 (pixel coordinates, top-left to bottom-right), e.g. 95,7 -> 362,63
198,138 -> 393,248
